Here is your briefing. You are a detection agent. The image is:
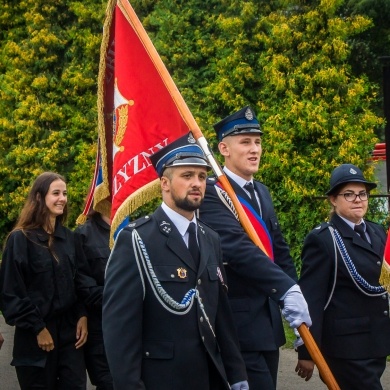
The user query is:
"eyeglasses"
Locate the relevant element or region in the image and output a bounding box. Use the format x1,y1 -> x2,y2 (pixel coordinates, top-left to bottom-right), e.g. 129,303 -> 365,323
337,191 -> 369,202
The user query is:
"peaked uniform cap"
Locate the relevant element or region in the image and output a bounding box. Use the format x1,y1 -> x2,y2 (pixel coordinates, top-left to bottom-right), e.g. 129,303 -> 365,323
150,132 -> 211,177
213,106 -> 263,141
326,163 -> 377,195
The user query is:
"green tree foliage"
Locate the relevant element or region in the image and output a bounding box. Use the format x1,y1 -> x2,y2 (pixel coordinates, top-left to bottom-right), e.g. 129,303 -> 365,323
341,0 -> 390,138
255,1 -> 383,264
0,0 -> 386,270
132,0 -> 383,267
0,0 -> 105,236
341,0 -> 390,86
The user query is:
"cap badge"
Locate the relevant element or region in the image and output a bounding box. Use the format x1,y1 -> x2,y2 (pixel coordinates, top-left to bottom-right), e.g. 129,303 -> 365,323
177,267 -> 187,279
245,107 -> 254,121
187,132 -> 196,144
349,168 -> 357,175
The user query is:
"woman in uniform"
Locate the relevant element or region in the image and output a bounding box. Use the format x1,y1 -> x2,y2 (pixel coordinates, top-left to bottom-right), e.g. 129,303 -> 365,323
0,172 -> 89,389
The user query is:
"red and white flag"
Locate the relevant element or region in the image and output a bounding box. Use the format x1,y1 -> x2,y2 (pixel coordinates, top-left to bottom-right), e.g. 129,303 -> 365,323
92,0 -> 190,242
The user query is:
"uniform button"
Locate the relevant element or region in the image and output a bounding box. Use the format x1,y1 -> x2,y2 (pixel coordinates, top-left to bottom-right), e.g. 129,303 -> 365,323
198,279 -> 202,285
271,289 -> 277,294
377,261 -> 381,266
145,352 -> 150,357
200,317 -> 204,322
171,274 -> 175,278
382,295 -> 387,300
384,311 -> 388,316
145,216 -> 149,219
202,336 -> 205,342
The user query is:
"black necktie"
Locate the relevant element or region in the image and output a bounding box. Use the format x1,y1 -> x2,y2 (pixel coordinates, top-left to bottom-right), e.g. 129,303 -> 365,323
187,222 -> 200,266
354,224 -> 369,243
244,182 -> 261,215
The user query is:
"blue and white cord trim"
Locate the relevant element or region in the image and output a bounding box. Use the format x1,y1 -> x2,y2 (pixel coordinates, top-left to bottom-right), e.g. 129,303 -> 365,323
332,228 -> 386,296
131,229 -> 216,336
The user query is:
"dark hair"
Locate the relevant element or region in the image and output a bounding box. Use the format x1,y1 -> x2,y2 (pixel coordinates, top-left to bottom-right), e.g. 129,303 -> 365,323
12,171 -> 68,233
7,172 -> 68,259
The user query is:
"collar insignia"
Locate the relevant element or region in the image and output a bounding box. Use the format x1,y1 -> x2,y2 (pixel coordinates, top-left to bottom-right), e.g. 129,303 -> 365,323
160,221 -> 172,234
198,224 -> 205,235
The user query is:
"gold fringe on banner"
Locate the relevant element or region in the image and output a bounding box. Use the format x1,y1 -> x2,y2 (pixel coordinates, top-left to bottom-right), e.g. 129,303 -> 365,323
379,260 -> 390,293
94,198 -> 112,220
75,214 -> 87,226
109,179 -> 161,247
94,0 -> 116,219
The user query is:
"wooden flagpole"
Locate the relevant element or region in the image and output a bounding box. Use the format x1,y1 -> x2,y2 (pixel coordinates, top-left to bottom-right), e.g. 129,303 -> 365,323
118,1 -> 340,388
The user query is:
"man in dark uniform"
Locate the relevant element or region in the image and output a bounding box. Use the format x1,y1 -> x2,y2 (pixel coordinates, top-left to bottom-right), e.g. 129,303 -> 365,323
103,133 -> 249,390
199,106 -> 312,389
296,164 -> 390,389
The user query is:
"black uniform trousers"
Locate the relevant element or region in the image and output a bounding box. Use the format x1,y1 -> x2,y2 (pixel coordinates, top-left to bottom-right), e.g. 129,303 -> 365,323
241,350 -> 279,389
84,311 -> 113,390
15,311 -> 86,390
325,355 -> 386,390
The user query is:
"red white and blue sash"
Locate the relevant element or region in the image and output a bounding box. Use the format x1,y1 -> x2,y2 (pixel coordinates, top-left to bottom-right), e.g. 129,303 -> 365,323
215,182 -> 274,261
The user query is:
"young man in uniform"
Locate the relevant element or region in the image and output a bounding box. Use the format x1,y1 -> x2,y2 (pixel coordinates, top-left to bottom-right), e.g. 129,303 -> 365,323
199,106 -> 311,389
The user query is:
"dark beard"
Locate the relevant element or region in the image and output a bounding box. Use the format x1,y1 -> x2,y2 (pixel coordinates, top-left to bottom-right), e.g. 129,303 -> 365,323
173,195 -> 203,212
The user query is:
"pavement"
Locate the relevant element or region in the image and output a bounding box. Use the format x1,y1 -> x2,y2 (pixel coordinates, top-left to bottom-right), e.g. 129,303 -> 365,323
1,314 -> 390,389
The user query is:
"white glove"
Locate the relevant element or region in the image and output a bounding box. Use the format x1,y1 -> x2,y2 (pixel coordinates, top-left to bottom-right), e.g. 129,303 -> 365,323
231,380 -> 249,390
281,284 -> 312,328
293,327 -> 304,348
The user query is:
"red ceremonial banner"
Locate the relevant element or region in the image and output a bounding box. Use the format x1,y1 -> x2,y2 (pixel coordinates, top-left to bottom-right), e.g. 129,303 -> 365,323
94,0 -> 189,242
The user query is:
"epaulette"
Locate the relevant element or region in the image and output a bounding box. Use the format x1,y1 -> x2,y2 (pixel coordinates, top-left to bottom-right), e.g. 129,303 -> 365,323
311,222 -> 330,234
127,215 -> 152,229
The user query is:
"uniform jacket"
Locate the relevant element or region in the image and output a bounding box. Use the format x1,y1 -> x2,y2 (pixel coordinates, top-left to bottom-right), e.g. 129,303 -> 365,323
102,206 -> 247,390
74,214 -> 110,322
199,175 -> 297,351
0,224 -> 94,367
298,214 -> 390,360
74,214 -> 110,287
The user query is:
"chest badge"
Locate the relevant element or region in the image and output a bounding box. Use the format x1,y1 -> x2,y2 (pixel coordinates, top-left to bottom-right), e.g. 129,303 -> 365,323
177,267 -> 187,279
